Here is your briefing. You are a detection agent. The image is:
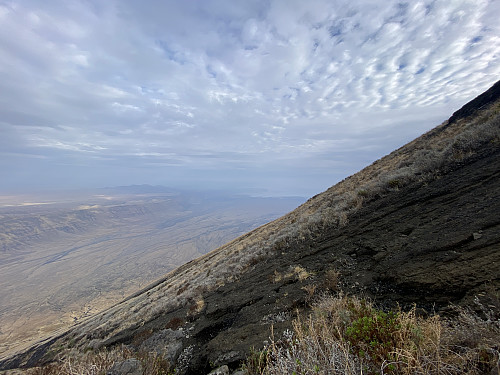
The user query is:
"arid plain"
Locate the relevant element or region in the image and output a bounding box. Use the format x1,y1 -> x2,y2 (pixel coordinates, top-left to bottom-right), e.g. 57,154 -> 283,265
0,187 -> 303,358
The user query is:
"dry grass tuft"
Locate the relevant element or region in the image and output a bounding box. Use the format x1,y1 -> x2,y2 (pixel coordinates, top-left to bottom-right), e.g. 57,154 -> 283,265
293,266 -> 311,282
323,269 -> 340,292
187,296 -> 205,317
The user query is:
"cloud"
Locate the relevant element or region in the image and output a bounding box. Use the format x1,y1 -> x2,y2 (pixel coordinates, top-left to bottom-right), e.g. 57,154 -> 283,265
0,0 -> 499,196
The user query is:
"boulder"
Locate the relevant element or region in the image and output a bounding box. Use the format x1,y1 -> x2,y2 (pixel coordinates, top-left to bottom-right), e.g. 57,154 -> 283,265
139,328 -> 184,362
106,358 -> 142,375
208,365 -> 229,375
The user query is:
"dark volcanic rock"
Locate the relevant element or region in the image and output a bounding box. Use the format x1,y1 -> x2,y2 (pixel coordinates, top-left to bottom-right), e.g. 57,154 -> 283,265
448,79 -> 500,124
139,328 -> 184,362
106,358 -> 143,375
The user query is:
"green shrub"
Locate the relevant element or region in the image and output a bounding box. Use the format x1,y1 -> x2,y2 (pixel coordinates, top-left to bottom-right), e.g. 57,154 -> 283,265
345,310 -> 401,363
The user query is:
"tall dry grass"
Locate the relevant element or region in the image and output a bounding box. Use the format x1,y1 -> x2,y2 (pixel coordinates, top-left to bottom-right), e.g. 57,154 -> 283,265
245,294 -> 500,375
27,346 -> 171,375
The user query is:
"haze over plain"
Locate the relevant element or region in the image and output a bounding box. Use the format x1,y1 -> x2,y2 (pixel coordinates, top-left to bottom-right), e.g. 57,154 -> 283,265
1,0 -> 499,196
0,187 -> 304,356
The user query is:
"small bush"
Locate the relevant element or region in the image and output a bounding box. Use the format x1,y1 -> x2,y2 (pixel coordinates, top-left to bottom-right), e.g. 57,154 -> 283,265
388,179 -> 401,189
345,310 -> 401,363
243,347 -> 268,375
323,269 -> 340,291
293,265 -> 310,281
357,189 -> 370,198
302,284 -> 317,303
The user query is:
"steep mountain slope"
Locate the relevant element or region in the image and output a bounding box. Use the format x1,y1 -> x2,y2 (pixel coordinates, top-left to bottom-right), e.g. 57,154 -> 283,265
1,81 -> 499,374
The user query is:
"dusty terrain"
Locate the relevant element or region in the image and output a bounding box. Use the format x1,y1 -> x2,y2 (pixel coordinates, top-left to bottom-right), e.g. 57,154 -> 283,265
0,188 -> 303,358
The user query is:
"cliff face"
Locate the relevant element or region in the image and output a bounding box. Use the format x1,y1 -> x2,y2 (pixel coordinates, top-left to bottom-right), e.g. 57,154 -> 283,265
1,81 -> 499,374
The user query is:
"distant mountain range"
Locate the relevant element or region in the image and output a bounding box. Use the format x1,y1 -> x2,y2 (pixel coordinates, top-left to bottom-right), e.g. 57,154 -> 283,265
1,80 -> 499,374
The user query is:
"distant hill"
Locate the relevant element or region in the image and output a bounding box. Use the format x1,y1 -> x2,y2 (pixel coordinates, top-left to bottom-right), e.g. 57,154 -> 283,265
100,184 -> 180,194
1,81 -> 499,374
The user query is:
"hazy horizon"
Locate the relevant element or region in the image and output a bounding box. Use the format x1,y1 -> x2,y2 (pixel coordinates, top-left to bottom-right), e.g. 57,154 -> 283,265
0,183 -> 308,200
1,1 -> 499,197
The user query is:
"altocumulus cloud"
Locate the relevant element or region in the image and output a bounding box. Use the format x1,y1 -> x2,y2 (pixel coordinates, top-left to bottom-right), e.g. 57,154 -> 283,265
0,0 -> 499,196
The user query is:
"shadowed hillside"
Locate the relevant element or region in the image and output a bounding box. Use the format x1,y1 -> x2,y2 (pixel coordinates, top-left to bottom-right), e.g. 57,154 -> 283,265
1,81 -> 499,374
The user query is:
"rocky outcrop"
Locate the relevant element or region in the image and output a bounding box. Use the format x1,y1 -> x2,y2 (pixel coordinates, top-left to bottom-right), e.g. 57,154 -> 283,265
207,365 -> 230,375
138,329 -> 184,363
448,79 -> 500,124
106,358 -> 143,375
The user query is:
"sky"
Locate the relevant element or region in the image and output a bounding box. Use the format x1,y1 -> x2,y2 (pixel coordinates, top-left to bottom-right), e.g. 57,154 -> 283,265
0,1 -> 499,197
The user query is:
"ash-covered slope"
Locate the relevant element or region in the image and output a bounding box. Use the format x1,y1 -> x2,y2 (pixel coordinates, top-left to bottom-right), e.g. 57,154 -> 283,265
1,81 -> 499,374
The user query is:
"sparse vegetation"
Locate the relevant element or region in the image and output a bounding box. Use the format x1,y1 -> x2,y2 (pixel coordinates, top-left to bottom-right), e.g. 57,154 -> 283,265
357,189 -> 370,198
243,348 -> 269,375
28,345 -> 172,375
270,265 -> 312,284
244,294 -> 500,375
